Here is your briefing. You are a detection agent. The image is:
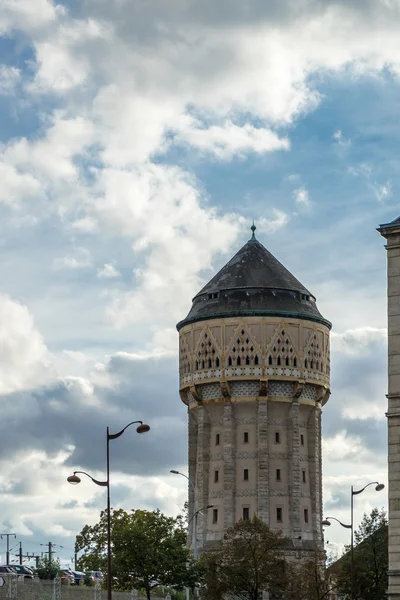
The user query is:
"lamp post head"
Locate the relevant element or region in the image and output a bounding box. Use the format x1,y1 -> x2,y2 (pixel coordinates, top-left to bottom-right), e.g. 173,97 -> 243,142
321,519 -> 331,527
170,470 -> 180,474
67,474 -> 81,485
206,504 -> 214,509
375,483 -> 385,492
136,423 -> 150,434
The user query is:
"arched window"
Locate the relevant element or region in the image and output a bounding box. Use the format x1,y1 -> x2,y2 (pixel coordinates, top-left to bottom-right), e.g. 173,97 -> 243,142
246,356 -> 250,365
285,356 -> 289,366
268,355 -> 273,365
316,361 -> 319,371
277,356 -> 281,366
310,360 -> 314,369
237,356 -> 241,366
201,360 -> 205,369
304,359 -> 308,368
216,357 -> 220,368
293,357 -> 297,368
208,358 -> 212,368
228,356 -> 232,366
195,361 -> 198,370
255,355 -> 259,365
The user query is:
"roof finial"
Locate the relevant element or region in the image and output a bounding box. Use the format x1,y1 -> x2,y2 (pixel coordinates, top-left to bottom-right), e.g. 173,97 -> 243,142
250,220 -> 257,241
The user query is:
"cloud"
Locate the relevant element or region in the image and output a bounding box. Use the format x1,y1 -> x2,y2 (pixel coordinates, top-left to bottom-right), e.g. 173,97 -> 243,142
171,118 -> 290,159
293,186 -> 311,208
331,327 -> 387,354
0,65 -> 20,94
0,295 -> 54,394
333,129 -> 351,147
255,210 -> 290,233
348,163 -> 392,202
97,264 -> 121,278
53,248 -> 92,269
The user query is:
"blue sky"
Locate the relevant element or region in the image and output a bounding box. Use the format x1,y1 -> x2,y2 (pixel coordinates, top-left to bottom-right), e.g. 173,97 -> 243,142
0,0 -> 398,564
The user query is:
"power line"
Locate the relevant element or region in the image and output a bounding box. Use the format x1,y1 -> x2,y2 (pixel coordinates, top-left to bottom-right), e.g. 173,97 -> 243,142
0,533 -> 16,565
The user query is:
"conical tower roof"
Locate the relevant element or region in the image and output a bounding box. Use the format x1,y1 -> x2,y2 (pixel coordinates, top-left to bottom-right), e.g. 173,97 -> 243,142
177,227 -> 331,331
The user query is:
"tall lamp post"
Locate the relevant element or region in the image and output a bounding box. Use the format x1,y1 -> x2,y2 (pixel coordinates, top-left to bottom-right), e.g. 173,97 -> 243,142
170,470 -> 198,557
67,420 -> 150,600
349,482 -> 384,600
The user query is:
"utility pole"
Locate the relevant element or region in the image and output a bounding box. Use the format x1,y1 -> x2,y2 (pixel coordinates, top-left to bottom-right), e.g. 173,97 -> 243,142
48,541 -> 52,562
19,542 -> 22,564
0,533 -> 16,565
20,551 -> 39,567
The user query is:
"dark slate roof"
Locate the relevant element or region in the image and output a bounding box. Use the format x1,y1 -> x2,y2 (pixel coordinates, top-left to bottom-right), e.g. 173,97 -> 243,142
378,215 -> 400,229
177,236 -> 331,331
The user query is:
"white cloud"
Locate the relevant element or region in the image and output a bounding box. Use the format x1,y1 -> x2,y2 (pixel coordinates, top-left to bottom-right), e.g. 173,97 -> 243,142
0,65 -> 20,94
0,0 -> 64,34
374,180 -> 392,202
53,248 -> 92,269
255,210 -> 290,234
331,327 -> 387,354
97,263 -> 121,278
333,129 -> 351,147
172,118 -> 290,159
293,186 -> 311,207
0,295 -> 54,394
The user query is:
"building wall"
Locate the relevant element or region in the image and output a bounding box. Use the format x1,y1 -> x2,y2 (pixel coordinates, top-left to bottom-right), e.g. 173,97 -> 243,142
379,219 -> 400,599
179,315 -> 330,554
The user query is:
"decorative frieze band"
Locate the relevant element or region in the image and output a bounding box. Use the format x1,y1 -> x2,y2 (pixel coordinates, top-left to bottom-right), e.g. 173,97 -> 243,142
209,491 -> 224,499
209,453 -> 224,461
235,451 -> 258,459
236,489 -> 258,497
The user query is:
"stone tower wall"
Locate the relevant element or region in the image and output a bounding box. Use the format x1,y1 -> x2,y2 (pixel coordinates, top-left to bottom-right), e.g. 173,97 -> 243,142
179,315 -> 330,553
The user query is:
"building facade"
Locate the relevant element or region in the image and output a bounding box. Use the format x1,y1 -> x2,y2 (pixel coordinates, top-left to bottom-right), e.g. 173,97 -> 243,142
177,227 -> 331,555
378,216 -> 400,599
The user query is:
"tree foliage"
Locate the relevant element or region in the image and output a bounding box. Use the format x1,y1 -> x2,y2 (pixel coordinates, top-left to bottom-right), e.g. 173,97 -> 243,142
200,516 -> 287,600
336,507 -> 388,600
285,547 -> 338,600
36,556 -> 61,580
75,508 -> 198,600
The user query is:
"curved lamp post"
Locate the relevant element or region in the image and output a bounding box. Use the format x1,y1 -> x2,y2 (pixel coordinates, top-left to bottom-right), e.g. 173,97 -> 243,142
67,421 -> 150,600
170,470 -> 198,558
349,482 -> 384,600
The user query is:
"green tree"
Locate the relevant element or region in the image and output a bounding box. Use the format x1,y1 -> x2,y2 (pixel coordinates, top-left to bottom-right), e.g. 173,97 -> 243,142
199,516 -> 287,600
336,507 -> 388,600
286,547 -> 338,600
36,556 -> 60,580
75,508 -> 198,600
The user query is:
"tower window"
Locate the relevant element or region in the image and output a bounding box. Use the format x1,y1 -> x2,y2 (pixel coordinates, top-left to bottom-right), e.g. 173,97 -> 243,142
275,432 -> 280,444
214,470 -> 219,483
268,355 -> 273,365
195,361 -> 198,370
208,358 -> 212,368
246,355 -> 250,365
244,431 -> 249,444
302,470 -> 306,483
300,434 -> 304,446
212,509 -> 218,524
237,356 -> 241,366
255,355 -> 259,365
277,356 -> 281,366
305,359 -> 308,368
216,357 -> 220,368
294,357 -> 297,367
243,469 -> 249,481
276,507 -> 283,522
304,509 -> 309,524
285,356 -> 289,366
201,360 -> 205,369
243,507 -> 250,521
276,469 -> 281,481
216,433 -> 220,446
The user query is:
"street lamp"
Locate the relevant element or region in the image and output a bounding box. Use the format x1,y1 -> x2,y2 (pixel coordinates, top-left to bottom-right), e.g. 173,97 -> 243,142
322,516 -> 352,530
67,420 -> 150,600
170,471 -> 198,558
350,482 -> 384,600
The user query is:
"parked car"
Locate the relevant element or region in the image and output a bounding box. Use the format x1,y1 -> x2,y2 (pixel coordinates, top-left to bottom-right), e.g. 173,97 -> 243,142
0,566 -> 18,577
86,571 -> 104,582
9,565 -> 34,579
70,571 -> 85,586
60,570 -> 75,585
